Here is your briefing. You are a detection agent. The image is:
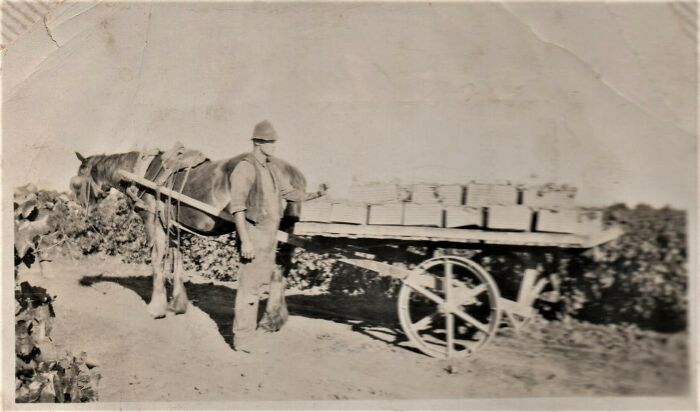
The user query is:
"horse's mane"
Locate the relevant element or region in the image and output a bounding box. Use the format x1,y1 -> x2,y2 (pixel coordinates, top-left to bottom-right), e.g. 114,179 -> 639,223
88,151 -> 141,187
273,158 -> 307,191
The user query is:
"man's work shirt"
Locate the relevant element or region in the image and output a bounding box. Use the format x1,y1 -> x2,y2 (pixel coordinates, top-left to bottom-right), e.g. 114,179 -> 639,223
229,155 -> 306,225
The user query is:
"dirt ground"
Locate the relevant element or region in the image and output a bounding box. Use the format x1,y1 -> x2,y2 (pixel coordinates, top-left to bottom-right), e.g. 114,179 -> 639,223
17,255 -> 690,402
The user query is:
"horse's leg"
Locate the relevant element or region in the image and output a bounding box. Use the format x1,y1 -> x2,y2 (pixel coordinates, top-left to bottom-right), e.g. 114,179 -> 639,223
169,247 -> 189,314
140,199 -> 168,319
259,244 -> 291,332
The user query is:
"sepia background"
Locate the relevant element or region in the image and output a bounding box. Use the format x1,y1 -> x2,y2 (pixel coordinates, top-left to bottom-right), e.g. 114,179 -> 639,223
3,1 -> 697,207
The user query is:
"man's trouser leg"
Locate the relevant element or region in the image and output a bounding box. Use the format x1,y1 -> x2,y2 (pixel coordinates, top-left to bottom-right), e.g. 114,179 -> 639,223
233,220 -> 278,349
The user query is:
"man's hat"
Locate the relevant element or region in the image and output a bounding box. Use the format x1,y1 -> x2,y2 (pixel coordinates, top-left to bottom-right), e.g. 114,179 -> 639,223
252,120 -> 279,141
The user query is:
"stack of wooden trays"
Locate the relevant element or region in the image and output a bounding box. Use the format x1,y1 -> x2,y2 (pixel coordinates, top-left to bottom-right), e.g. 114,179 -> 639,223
298,181 -> 603,234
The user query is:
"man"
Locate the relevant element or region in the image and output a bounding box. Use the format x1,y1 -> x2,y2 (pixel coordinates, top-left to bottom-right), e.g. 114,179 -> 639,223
228,120 -> 327,353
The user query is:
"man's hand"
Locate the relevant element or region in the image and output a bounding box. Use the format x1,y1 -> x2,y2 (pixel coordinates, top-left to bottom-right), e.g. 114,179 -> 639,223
233,211 -> 254,260
240,240 -> 255,260
303,183 -> 330,201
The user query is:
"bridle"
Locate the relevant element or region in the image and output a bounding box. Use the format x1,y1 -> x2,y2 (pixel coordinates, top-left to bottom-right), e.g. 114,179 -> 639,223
77,173 -> 106,217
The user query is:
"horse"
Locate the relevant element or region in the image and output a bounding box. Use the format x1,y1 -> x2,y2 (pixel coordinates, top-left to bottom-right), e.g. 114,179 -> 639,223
70,150 -> 307,333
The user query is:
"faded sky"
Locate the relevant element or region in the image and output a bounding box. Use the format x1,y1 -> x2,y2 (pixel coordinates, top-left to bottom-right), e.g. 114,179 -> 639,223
3,2 -> 697,208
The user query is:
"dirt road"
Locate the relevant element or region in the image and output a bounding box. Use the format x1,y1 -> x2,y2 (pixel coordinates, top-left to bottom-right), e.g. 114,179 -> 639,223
17,255 -> 689,402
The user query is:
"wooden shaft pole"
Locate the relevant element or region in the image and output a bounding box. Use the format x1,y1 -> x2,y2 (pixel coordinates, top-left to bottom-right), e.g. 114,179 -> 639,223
119,169 -> 234,222
118,169 -> 296,245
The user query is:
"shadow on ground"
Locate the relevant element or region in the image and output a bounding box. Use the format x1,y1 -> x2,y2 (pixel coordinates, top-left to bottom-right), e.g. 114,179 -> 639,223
78,273 -> 413,352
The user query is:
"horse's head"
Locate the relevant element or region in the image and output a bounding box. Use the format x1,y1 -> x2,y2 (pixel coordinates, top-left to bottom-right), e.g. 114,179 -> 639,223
70,151 -> 109,208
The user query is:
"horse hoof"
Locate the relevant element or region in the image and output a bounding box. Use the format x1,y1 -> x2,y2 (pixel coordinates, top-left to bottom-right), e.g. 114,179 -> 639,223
259,318 -> 278,332
168,296 -> 189,315
259,311 -> 288,333
148,309 -> 166,319
147,295 -> 168,319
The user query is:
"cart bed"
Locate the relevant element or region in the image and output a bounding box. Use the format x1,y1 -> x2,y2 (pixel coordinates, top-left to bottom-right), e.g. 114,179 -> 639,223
292,222 -> 622,249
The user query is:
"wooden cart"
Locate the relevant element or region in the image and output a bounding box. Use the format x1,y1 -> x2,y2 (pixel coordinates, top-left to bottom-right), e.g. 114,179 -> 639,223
283,222 -> 623,359
119,169 -> 623,359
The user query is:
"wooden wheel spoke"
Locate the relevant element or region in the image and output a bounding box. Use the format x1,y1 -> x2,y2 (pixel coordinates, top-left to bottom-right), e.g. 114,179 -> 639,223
413,312 -> 440,331
464,283 -> 487,296
443,258 -> 453,290
412,272 -> 438,289
453,283 -> 487,305
422,334 -> 447,346
451,308 -> 490,334
405,279 -> 447,307
446,313 -> 454,356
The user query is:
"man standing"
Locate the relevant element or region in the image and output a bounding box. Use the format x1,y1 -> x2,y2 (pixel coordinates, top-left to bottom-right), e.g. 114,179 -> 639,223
228,120 -> 326,353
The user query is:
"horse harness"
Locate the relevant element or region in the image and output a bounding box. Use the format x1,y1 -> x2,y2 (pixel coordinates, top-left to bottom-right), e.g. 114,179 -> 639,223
126,144 -> 209,249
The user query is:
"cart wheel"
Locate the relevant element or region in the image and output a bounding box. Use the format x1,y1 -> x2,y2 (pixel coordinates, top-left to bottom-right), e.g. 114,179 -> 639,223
398,256 -> 501,358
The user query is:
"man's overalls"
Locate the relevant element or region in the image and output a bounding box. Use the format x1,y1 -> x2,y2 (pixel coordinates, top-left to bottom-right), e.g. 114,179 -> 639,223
228,153 -> 305,349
